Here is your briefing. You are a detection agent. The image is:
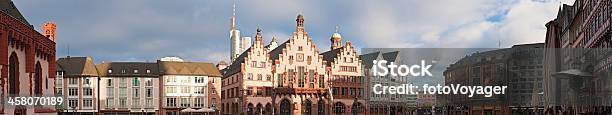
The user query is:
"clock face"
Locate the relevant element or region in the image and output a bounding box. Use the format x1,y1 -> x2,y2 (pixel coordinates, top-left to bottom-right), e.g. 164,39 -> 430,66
297,53 -> 304,62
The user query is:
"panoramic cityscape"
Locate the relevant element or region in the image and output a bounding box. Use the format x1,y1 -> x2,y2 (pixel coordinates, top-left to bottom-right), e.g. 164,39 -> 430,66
0,0 -> 611,115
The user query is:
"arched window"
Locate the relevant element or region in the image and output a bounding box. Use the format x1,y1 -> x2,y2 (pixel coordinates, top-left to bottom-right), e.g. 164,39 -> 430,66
9,52 -> 18,95
34,62 -> 43,95
334,102 -> 345,115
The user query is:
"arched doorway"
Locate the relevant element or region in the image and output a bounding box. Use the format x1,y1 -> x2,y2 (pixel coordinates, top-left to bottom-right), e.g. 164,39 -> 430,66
302,99 -> 311,115
265,103 -> 272,115
352,102 -> 363,115
247,103 -> 254,115
256,103 -> 263,115
280,99 -> 292,115
317,100 -> 325,115
334,102 -> 345,115
34,61 -> 42,96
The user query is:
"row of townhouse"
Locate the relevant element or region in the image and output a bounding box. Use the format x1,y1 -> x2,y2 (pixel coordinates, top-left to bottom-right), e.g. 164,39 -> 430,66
55,57 -> 222,115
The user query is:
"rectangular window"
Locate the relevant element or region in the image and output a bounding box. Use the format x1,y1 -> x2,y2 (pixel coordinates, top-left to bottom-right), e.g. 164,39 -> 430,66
166,87 -> 175,93
83,88 -> 92,96
69,78 -> 78,85
181,97 -> 190,107
132,98 -> 140,108
83,99 -> 92,107
319,75 -> 325,88
146,99 -> 153,108
248,73 -> 253,80
195,77 -> 206,83
119,88 -> 127,97
288,70 -> 294,81
68,88 -> 78,96
106,98 -> 114,108
260,62 -> 265,68
210,98 -> 216,107
56,88 -> 63,96
145,79 -> 153,86
133,78 -> 140,86
56,78 -> 63,87
83,78 -> 90,85
194,98 -> 203,107
68,99 -> 78,107
119,98 -> 127,108
309,70 -> 315,82
181,87 -> 190,93
194,87 -> 205,94
167,98 -> 176,107
107,88 -> 114,97
266,75 -> 271,81
298,66 -> 305,87
133,88 -> 139,97
257,74 -> 262,80
277,74 -> 283,87
211,88 -> 216,94
107,79 -> 113,87
146,88 -> 153,97
120,78 -> 127,87
246,87 -> 253,96
167,76 -> 176,83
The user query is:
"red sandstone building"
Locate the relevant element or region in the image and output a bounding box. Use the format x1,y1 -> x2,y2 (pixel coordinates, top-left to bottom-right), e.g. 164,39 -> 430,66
0,0 -> 57,114
221,14 -> 365,115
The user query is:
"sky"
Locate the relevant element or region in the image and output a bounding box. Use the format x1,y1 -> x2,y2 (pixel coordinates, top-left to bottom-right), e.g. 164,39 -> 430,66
13,0 -> 574,63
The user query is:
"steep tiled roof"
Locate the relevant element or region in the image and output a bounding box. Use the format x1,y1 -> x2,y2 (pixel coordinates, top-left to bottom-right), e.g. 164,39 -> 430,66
0,0 -> 29,26
96,62 -> 159,77
382,51 -> 399,62
269,40 -> 289,61
222,48 -> 251,77
360,52 -> 380,68
159,61 -> 222,77
320,48 -> 342,66
56,57 -> 99,77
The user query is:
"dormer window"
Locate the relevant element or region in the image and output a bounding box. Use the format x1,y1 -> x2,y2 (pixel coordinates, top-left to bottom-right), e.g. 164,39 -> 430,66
134,69 -> 139,74
146,69 -> 151,74
108,69 -> 113,73
121,69 -> 126,73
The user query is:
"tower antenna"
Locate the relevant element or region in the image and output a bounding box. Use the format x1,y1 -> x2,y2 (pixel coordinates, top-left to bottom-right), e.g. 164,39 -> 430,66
67,43 -> 70,58
230,0 -> 236,30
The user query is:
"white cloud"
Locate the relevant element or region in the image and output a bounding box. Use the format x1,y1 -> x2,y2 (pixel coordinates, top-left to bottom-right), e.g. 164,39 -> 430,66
495,0 -> 575,47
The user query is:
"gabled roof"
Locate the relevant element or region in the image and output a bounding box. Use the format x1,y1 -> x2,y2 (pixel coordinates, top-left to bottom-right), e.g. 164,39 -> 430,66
320,47 -> 342,66
159,61 -> 222,77
0,0 -> 29,26
56,57 -> 99,77
222,48 -> 251,77
360,51 -> 380,67
96,62 -> 159,77
382,51 -> 399,62
269,40 -> 289,61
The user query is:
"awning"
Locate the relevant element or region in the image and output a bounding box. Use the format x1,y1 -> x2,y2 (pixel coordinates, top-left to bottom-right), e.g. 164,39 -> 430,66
553,69 -> 593,79
180,108 -> 197,112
